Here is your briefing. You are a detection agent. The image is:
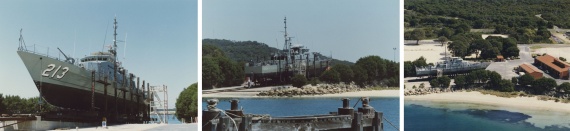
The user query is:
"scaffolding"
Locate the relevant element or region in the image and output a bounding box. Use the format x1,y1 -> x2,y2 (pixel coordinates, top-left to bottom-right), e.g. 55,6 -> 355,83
148,85 -> 168,124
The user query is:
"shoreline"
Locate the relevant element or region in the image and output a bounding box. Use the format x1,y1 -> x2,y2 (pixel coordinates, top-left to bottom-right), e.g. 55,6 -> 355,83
202,90 -> 399,98
405,91 -> 570,113
405,91 -> 570,128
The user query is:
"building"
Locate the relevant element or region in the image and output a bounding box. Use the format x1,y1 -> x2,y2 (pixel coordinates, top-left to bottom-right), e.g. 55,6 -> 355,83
496,55 -> 505,62
519,63 -> 543,79
534,54 -> 570,79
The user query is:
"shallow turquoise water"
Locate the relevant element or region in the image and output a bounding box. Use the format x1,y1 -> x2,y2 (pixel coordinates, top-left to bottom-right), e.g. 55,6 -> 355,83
404,101 -> 570,131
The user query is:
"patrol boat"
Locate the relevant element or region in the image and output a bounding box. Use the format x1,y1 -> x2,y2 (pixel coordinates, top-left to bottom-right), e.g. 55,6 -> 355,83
415,57 -> 491,76
17,17 -> 150,122
244,17 -> 331,86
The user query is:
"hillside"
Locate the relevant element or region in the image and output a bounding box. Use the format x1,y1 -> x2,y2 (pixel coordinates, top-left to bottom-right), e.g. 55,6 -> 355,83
203,39 -> 354,66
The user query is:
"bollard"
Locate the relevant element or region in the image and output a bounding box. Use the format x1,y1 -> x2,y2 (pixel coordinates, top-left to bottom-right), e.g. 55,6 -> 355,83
351,112 -> 363,131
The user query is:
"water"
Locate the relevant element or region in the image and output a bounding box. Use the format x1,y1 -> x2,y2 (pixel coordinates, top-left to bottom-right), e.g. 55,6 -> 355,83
405,101 -> 570,131
150,114 -> 183,124
202,97 -> 400,131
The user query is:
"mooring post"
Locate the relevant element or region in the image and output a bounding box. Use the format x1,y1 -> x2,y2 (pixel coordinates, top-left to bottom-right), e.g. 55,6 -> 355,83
372,112 -> 383,131
352,112 -> 363,131
219,116 -> 231,131
210,119 -> 219,131
240,115 -> 252,131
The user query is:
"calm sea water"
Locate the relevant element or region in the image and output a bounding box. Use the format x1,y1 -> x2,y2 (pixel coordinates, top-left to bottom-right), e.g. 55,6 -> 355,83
202,97 -> 400,131
405,101 -> 570,131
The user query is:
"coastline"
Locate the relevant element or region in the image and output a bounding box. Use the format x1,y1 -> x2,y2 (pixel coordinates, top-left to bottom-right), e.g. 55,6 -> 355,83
405,91 -> 570,113
202,90 -> 399,98
406,91 -> 570,129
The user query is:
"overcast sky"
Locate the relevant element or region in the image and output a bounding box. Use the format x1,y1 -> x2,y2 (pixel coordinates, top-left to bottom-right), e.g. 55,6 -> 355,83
0,0 -> 197,108
203,0 -> 400,63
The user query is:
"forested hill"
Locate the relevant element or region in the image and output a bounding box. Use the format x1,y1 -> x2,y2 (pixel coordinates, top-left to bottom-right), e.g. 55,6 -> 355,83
203,39 -> 354,65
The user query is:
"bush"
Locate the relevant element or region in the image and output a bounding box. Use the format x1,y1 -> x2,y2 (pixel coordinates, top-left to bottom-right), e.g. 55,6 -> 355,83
309,77 -> 320,86
320,70 -> 341,84
292,74 -> 308,88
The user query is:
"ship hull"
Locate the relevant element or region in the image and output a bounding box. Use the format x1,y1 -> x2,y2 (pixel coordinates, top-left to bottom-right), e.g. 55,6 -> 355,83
415,62 -> 491,76
17,51 -> 145,113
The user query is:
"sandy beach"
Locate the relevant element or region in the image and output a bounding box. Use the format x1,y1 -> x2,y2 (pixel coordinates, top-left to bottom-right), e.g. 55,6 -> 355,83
406,91 -> 570,113
202,89 -> 399,98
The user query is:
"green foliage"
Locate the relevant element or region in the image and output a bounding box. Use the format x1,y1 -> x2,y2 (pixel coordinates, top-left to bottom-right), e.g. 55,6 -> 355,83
531,77 -> 557,94
404,61 -> 415,77
487,71 -> 502,88
559,82 -> 570,94
331,64 -> 353,83
438,36 -> 449,46
202,43 -> 245,88
1,95 -> 53,114
292,74 -> 308,88
320,70 -> 341,84
438,76 -> 451,88
176,83 -> 198,122
498,79 -> 515,92
429,79 -> 439,88
203,39 -> 354,66
309,77 -> 320,86
0,94 -> 4,114
202,57 -> 223,88
560,57 -> 567,62
511,77 -> 518,85
454,75 -> 466,89
519,74 -> 535,86
448,40 -> 469,58
411,29 -> 426,45
352,65 -> 368,87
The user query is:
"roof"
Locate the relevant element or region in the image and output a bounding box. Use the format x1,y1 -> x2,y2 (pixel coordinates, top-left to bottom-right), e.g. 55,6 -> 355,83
520,63 -> 543,74
535,54 -> 570,72
497,55 -> 504,59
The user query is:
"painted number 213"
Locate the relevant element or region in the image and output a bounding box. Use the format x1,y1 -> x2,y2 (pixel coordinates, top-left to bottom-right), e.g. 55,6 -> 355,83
42,64 -> 69,79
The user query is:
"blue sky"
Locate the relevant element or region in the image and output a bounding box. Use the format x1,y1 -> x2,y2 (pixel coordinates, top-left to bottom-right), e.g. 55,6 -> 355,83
0,0 -> 197,108
203,0 -> 400,63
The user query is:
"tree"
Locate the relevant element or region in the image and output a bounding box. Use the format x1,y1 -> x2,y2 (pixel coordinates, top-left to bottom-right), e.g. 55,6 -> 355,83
498,79 -> 515,92
448,40 -> 469,58
320,70 -> 341,84
332,64 -> 353,83
558,82 -> 570,94
454,75 -> 466,89
176,83 -> 198,122
531,77 -> 557,94
292,74 -> 308,88
519,74 -> 534,86
438,76 -> 451,88
202,57 -> 223,88
480,47 -> 500,59
488,71 -> 502,88
0,94 -> 5,114
216,57 -> 244,86
413,56 -> 428,67
404,61 -> 416,77
411,29 -> 426,45
438,36 -> 449,46
355,56 -> 386,83
511,77 -> 518,85
429,79 -> 439,88
352,65 -> 368,87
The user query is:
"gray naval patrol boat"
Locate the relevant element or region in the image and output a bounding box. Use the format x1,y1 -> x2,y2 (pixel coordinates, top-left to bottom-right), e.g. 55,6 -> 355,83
244,17 -> 331,86
415,57 -> 491,76
16,17 -> 150,123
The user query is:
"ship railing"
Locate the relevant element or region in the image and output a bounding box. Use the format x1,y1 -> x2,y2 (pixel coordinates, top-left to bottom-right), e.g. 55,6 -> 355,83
18,44 -> 82,66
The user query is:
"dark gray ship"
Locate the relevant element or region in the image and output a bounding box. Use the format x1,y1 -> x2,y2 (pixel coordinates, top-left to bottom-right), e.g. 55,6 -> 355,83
415,57 -> 491,76
16,17 -> 152,123
244,17 -> 331,86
